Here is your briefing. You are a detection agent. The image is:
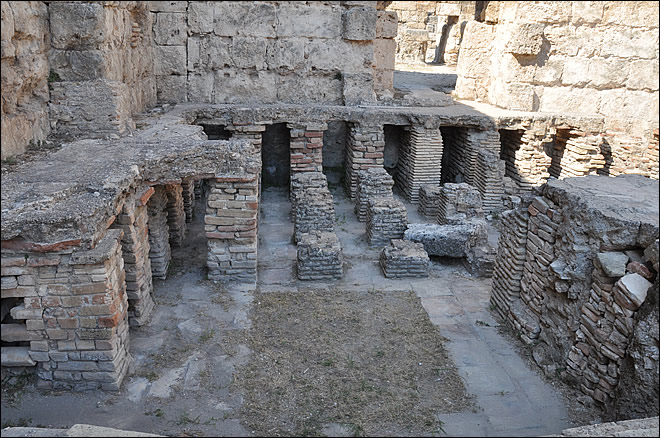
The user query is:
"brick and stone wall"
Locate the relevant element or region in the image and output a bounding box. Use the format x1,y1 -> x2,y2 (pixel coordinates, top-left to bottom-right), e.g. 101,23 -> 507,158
289,123 -> 327,174
48,1 -> 156,139
454,1 -> 659,173
152,1 -> 379,105
489,175 -> 659,418
1,229 -> 132,391
205,176 -> 260,283
1,1 -> 50,160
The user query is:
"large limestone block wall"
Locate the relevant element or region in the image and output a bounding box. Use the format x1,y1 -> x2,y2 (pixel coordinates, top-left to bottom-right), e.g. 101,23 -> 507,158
1,1 -> 50,160
385,1 -> 476,66
454,1 -> 659,140
48,1 -> 156,139
152,1 -> 382,105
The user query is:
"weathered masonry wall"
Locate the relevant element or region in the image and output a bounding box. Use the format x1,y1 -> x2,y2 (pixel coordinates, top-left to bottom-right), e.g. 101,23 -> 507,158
48,1 -> 156,139
1,1 -> 50,159
385,1 -> 476,66
454,1 -> 659,142
490,175 -> 659,419
152,1 -> 382,105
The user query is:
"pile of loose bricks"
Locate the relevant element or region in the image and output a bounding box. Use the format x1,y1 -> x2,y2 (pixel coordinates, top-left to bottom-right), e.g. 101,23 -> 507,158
290,172 -> 342,280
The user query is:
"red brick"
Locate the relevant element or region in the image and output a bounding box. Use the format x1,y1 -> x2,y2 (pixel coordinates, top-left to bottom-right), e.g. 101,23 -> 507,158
206,232 -> 235,239
72,282 -> 107,295
304,131 -> 323,138
27,256 -> 61,267
138,187 -> 155,206
98,313 -> 121,328
58,318 -> 78,329
42,297 -> 62,307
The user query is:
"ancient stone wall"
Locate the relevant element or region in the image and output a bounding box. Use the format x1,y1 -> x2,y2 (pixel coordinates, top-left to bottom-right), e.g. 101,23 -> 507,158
48,1 -> 156,139
385,1 -> 475,66
152,1 -> 381,105
1,1 -> 50,159
490,175 -> 659,418
454,1 -> 659,166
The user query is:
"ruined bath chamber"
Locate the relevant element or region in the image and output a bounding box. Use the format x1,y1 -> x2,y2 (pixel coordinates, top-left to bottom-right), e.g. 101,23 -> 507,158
1,0 -> 658,424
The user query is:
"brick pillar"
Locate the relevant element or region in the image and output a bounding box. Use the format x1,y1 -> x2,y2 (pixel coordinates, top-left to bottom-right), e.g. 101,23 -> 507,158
205,175 -> 259,282
146,186 -> 171,280
1,229 -> 132,391
396,125 -> 443,203
182,179 -> 195,223
111,188 -> 155,326
473,149 -> 506,214
165,183 -> 187,247
345,123 -> 385,199
288,123 -> 327,173
464,129 -> 501,185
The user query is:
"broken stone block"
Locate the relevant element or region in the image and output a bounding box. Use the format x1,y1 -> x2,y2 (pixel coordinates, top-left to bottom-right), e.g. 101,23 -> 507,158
614,273 -> 652,310
342,6 -> 377,41
404,222 -> 487,258
597,252 -> 629,278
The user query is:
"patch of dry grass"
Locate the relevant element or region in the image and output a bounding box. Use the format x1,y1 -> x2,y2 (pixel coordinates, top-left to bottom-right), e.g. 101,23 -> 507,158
231,289 -> 474,436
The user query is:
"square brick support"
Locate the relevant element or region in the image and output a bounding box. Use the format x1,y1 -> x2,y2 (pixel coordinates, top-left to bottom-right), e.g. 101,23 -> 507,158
355,168 -> 394,222
165,183 -> 187,247
288,123 -> 327,174
297,231 -> 343,280
395,125 -> 443,203
110,192 -> 155,327
379,239 -> 429,278
366,196 -> 408,247
1,229 -> 132,391
146,186 -> 171,280
345,123 -> 385,199
205,176 -> 259,282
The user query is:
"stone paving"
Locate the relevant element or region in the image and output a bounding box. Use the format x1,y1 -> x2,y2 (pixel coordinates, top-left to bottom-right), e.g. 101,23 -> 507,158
258,182 -> 574,436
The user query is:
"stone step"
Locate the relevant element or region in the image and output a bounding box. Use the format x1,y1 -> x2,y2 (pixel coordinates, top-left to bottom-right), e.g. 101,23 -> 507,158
1,324 -> 43,342
1,346 -> 36,367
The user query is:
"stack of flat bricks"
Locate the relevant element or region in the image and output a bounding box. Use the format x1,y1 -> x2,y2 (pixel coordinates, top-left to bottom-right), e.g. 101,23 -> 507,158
355,167 -> 394,222
396,126 -> 443,203
417,184 -> 442,217
379,239 -> 429,278
181,179 -> 195,223
289,123 -> 327,173
557,131 -> 605,178
366,196 -> 408,247
205,176 -> 259,282
1,229 -> 132,391
110,189 -> 154,326
164,184 -> 187,247
566,254 -> 653,406
473,149 -> 505,213
513,129 -> 553,191
490,206 -> 529,321
297,230 -> 343,280
345,124 -> 385,199
293,183 -> 336,243
146,186 -> 171,280
290,171 -> 328,214
437,182 -> 484,225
